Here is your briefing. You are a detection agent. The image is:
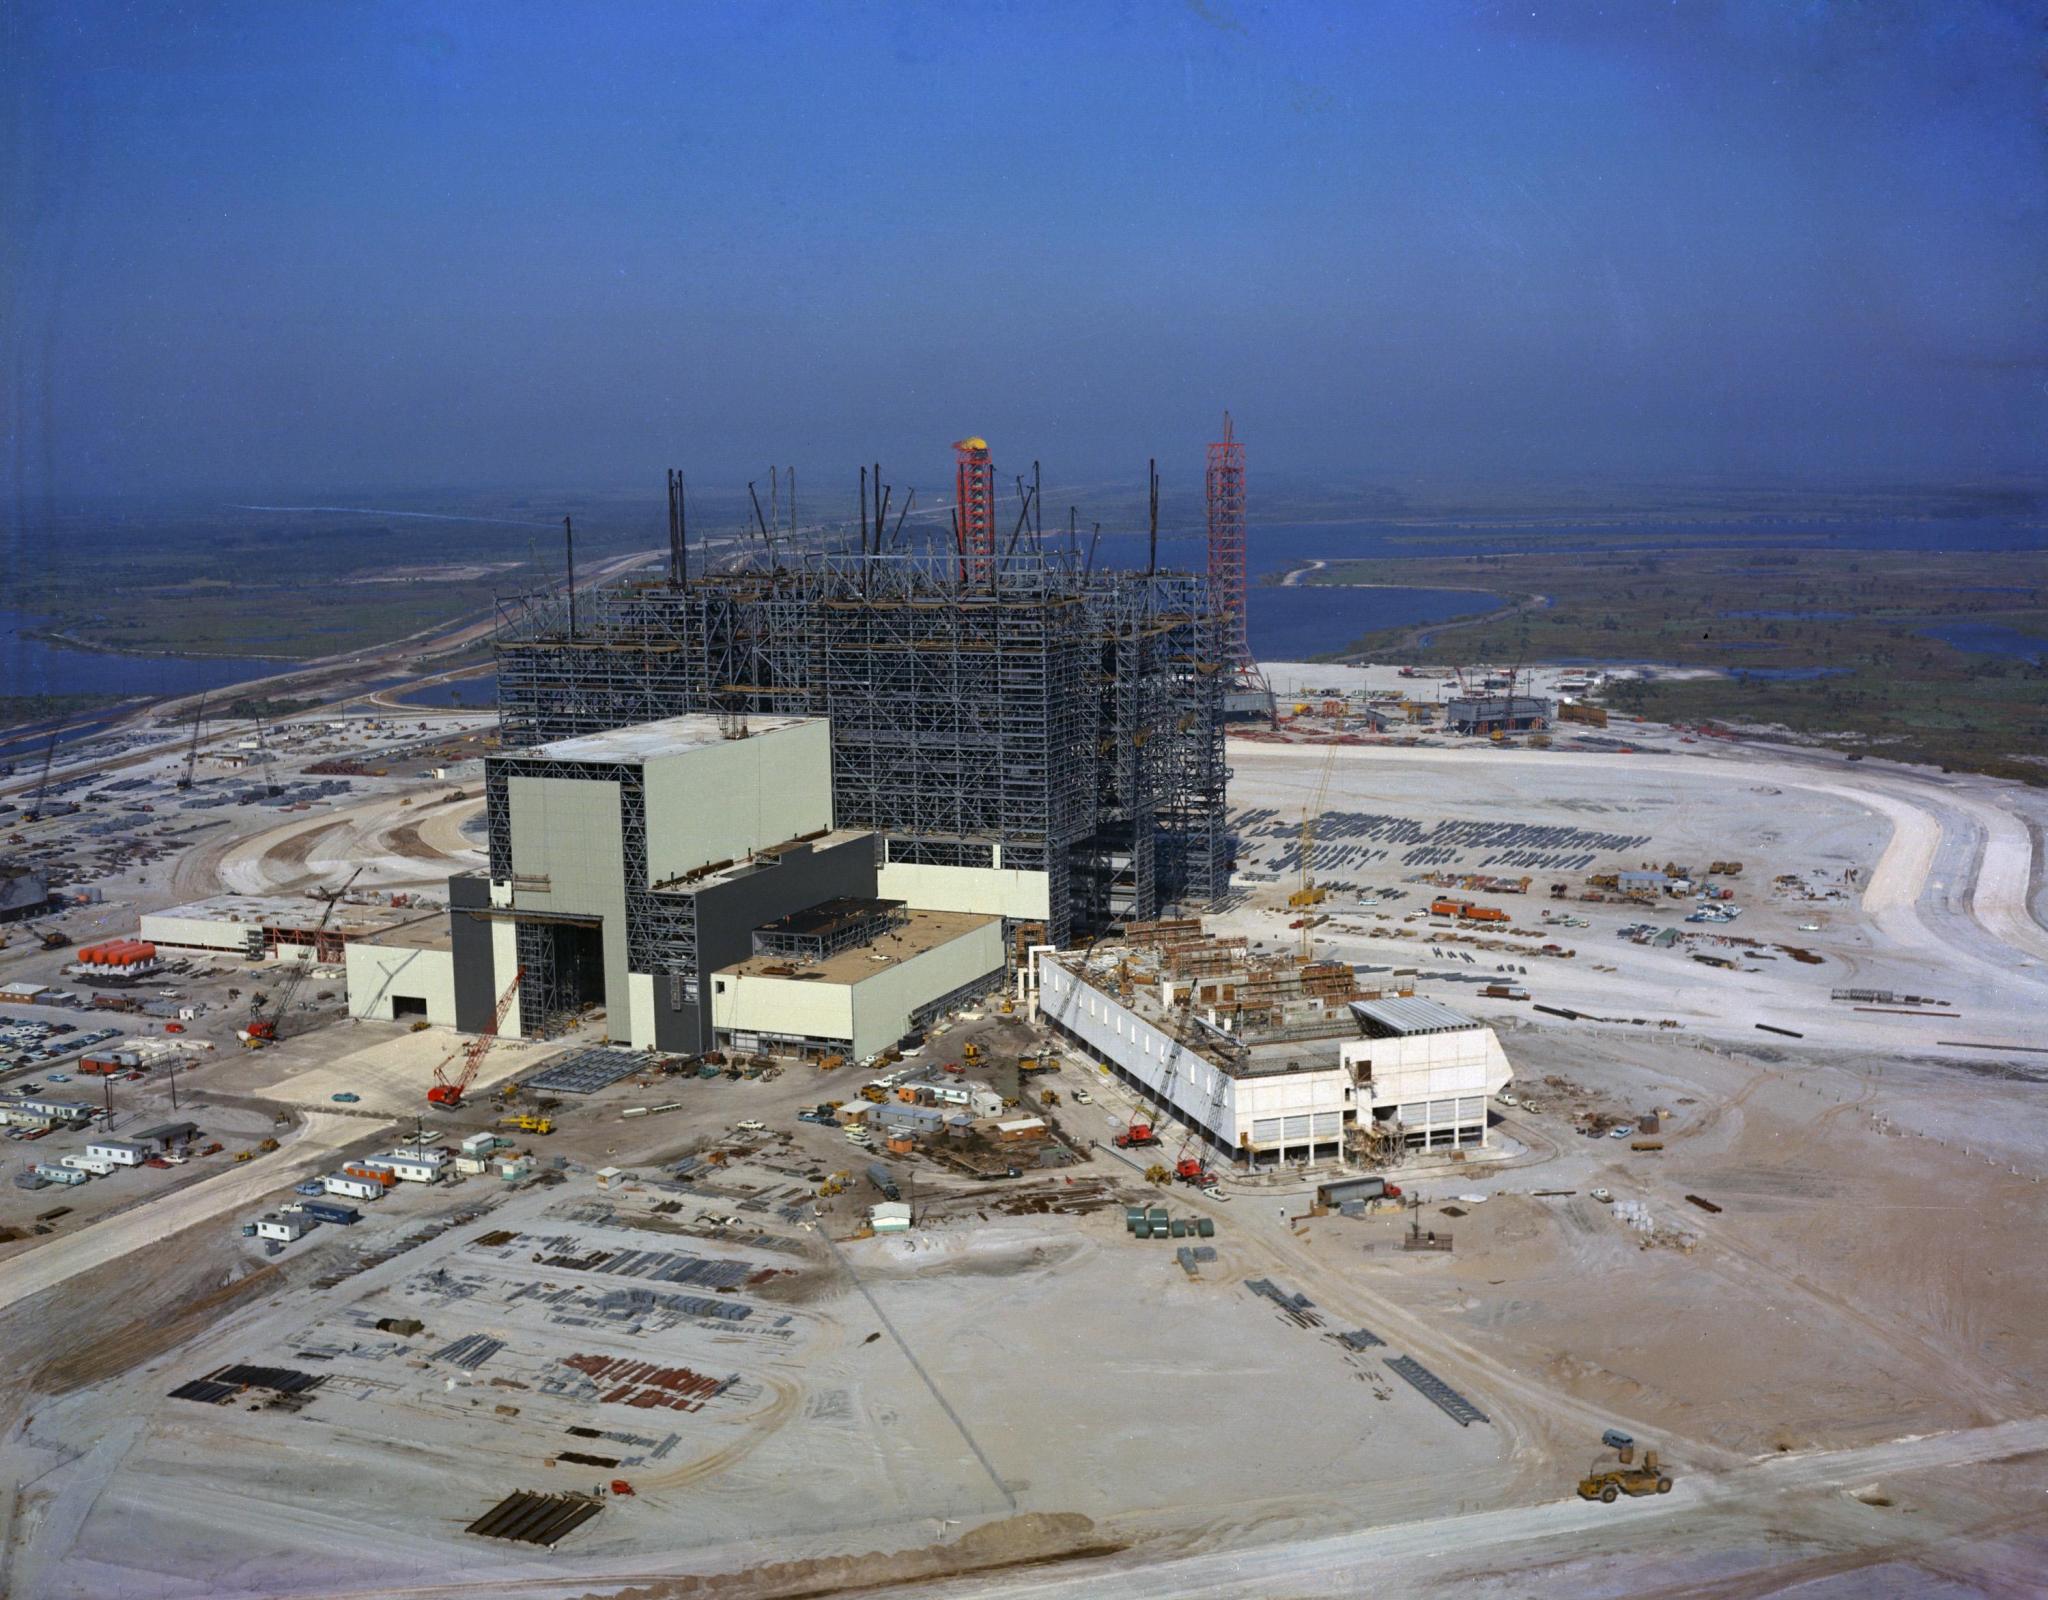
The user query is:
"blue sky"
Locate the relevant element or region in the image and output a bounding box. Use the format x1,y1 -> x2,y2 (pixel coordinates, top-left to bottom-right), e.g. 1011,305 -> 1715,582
6,1 -> 2043,498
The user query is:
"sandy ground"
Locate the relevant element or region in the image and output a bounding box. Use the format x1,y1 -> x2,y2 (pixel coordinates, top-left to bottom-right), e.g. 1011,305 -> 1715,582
0,1112 -> 360,1313
4,693 -> 2048,1597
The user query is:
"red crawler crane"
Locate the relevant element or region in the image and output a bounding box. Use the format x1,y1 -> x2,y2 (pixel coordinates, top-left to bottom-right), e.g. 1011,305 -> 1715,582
428,966 -> 523,1108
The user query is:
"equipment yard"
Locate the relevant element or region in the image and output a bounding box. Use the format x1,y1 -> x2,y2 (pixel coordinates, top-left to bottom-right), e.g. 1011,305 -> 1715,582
3,685 -> 2047,1599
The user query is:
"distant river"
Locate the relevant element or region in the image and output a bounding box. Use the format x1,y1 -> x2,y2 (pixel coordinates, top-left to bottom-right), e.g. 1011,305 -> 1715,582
0,608 -> 291,701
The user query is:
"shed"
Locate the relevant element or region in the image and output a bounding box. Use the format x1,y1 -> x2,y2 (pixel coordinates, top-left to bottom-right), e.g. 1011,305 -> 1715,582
869,1201 -> 912,1234
380,1149 -> 447,1184
992,1116 -> 1048,1142
255,1212 -> 310,1242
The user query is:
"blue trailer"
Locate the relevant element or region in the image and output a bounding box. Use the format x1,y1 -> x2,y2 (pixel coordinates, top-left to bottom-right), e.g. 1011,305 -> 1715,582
301,1200 -> 361,1226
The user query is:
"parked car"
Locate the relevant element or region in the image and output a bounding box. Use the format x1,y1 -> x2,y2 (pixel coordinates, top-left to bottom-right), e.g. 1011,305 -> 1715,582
1608,1125 -> 1635,1140
1071,1089 -> 1092,1104
331,1092 -> 360,1103
735,1119 -> 765,1133
1591,1188 -> 1614,1203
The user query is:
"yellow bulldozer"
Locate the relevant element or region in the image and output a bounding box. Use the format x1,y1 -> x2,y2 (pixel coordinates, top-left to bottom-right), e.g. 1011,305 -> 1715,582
1577,1440 -> 1673,1502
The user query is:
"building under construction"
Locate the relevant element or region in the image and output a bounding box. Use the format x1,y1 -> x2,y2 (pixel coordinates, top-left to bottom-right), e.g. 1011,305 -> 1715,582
494,541 -> 1229,950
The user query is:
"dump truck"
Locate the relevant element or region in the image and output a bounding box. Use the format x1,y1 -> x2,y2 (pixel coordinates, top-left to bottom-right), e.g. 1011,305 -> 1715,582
1577,1443 -> 1673,1502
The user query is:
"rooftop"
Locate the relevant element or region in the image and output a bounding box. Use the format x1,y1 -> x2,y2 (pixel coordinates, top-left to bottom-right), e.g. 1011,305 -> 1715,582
719,909 -> 996,986
363,914 -> 451,952
519,713 -> 819,766
1350,996 -> 1480,1036
148,894 -> 438,938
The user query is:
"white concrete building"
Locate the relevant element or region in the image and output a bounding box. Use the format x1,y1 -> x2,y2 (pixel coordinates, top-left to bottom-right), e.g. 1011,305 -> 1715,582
1340,997 -> 1514,1154
1039,954 -> 1353,1166
1040,950 -> 1513,1167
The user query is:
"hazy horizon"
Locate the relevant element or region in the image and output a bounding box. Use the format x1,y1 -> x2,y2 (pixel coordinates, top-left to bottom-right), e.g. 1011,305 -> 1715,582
8,3 -> 2045,503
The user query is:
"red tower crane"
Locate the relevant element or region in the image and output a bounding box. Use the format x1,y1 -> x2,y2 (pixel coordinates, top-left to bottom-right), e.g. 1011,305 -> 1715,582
953,437 -> 996,588
428,966 -> 523,1108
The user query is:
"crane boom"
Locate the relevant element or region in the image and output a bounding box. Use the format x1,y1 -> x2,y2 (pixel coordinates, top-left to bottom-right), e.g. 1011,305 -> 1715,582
23,734 -> 57,823
243,867 -> 363,1044
177,695 -> 206,791
1287,745 -> 1338,911
429,966 -> 523,1107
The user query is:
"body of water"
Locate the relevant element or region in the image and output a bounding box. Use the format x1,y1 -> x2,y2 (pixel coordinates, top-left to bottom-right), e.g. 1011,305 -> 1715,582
0,609 -> 291,703
396,673 -> 499,707
1916,621 -> 2048,664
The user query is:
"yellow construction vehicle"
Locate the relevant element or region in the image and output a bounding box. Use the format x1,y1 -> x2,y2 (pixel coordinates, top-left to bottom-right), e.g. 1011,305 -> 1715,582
1143,1162 -> 1172,1185
257,1137 -> 280,1153
962,1041 -> 981,1063
859,1084 -> 887,1103
1578,1443 -> 1673,1502
500,1112 -> 553,1135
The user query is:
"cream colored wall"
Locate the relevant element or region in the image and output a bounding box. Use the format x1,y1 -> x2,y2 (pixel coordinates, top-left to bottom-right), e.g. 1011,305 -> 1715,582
643,721 -> 834,884
344,942 -> 456,1026
507,774 -> 629,1027
711,971 -> 855,1045
138,911 -> 259,951
627,972 -> 656,1049
712,920 -> 1002,1060
847,919 -> 1004,1057
875,861 -> 1050,921
491,915 -> 522,1038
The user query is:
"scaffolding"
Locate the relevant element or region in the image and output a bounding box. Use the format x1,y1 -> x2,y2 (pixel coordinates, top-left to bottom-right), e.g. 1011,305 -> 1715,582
494,547 -> 1227,948
483,753 -> 698,1035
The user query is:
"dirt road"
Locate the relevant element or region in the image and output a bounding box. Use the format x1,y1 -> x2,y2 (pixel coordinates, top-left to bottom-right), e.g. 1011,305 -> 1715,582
0,1113 -> 360,1314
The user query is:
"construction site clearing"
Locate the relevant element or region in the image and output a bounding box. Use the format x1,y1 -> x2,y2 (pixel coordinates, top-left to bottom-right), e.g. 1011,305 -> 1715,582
2,642 -> 2048,1597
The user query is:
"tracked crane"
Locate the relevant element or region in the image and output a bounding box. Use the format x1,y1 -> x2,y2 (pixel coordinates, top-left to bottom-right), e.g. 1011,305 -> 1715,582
242,868 -> 362,1045
176,695 -> 206,790
1287,744 -> 1338,911
22,735 -> 57,823
429,966 -> 523,1108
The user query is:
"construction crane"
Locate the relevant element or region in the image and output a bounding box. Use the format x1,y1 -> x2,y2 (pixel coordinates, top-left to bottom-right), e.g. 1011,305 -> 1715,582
176,695 -> 206,791
1287,744 -> 1339,910
22,735 -> 57,823
242,868 -> 362,1045
430,966 -> 523,1107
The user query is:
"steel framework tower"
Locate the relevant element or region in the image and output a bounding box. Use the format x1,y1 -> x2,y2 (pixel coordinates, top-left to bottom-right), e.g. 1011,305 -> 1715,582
954,437 -> 996,587
1205,412 -> 1253,674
